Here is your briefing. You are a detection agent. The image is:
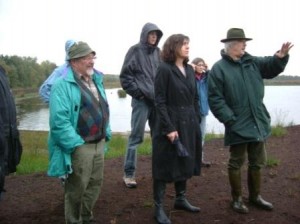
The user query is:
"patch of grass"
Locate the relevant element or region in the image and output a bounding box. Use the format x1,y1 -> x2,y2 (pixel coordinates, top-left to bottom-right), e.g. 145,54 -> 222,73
17,131 -> 153,174
17,153 -> 49,175
205,132 -> 224,141
20,130 -> 48,152
266,155 -> 280,168
271,125 -> 287,137
17,127 -> 287,175
17,130 -> 49,175
137,135 -> 152,156
105,134 -> 128,159
105,133 -> 152,159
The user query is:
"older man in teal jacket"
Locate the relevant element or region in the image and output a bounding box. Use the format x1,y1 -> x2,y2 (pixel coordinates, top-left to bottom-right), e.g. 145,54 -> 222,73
48,41 -> 111,224
208,28 -> 293,214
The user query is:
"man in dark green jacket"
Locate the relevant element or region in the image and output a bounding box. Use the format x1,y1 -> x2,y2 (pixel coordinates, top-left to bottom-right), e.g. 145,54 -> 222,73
208,28 -> 293,214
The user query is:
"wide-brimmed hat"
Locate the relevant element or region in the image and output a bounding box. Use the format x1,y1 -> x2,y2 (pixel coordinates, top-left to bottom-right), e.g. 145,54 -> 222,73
67,41 -> 96,60
220,28 -> 252,43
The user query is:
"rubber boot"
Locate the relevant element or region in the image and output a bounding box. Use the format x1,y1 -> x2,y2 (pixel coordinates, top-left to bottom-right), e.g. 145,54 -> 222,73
248,169 -> 273,210
228,169 -> 249,214
153,179 -> 171,224
174,180 -> 200,212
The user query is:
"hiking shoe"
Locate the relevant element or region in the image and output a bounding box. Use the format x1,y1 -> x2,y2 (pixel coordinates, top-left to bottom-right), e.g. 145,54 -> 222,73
123,177 -> 137,188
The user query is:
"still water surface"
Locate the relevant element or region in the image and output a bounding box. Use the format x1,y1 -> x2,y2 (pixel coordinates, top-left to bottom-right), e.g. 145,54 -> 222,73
17,86 -> 300,134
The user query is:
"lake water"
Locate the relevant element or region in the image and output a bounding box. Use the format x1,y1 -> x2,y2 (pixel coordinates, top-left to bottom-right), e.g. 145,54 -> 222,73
17,86 -> 300,134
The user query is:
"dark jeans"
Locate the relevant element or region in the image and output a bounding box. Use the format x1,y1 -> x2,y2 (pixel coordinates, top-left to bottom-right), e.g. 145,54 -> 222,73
124,98 -> 154,178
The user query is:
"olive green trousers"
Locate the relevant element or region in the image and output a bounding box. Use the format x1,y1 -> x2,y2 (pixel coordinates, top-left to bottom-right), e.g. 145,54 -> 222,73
228,142 -> 266,170
65,140 -> 105,224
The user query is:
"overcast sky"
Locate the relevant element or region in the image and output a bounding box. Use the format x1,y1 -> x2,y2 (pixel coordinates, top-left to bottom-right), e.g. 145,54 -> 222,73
0,0 -> 298,76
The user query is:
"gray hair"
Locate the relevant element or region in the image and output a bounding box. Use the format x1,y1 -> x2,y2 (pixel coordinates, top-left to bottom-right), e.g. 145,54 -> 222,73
224,41 -> 238,53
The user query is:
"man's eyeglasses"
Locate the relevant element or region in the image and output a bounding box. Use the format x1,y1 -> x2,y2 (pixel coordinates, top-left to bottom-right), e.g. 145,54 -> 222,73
81,55 -> 97,62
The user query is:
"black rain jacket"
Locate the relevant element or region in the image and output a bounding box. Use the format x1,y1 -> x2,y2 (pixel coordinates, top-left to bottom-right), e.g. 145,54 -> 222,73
120,23 -> 163,103
0,66 -> 23,194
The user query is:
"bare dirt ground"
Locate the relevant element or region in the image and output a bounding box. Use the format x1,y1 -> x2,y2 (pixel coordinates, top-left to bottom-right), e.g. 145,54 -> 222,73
1,125 -> 300,224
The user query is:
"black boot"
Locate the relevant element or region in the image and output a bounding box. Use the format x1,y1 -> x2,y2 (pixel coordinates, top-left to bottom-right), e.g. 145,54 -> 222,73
174,180 -> 200,212
228,169 -> 249,214
248,169 -> 273,210
153,179 -> 171,224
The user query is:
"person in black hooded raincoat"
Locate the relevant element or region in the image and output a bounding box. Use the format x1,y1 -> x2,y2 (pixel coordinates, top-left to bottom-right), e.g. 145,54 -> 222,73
151,34 -> 202,224
0,65 -> 22,201
120,22 -> 163,188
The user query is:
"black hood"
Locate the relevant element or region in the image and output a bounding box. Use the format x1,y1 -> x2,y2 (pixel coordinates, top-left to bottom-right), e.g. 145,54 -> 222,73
139,22 -> 163,47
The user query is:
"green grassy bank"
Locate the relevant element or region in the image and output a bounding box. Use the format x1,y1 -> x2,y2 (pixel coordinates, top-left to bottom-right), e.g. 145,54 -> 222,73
17,125 -> 287,175
17,130 -> 223,175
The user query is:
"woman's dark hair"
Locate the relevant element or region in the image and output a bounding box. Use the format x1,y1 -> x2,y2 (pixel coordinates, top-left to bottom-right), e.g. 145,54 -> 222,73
161,34 -> 189,64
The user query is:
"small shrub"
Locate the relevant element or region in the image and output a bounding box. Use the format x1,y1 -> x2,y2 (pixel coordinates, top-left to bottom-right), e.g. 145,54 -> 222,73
273,109 -> 289,127
117,89 -> 127,98
271,109 -> 292,136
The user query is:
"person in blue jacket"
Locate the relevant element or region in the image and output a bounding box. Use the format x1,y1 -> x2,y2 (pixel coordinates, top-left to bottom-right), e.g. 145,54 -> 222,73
48,41 -> 111,223
39,39 -> 75,104
191,57 -> 211,167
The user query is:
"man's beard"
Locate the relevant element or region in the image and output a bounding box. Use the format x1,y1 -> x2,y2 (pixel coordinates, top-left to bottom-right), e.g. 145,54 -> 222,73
87,68 -> 94,76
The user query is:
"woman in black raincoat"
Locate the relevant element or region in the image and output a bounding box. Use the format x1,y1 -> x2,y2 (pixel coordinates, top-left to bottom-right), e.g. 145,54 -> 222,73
152,34 -> 202,224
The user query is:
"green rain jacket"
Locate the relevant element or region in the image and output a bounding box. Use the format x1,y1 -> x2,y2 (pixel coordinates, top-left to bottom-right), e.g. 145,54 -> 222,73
208,50 -> 289,146
47,68 -> 111,177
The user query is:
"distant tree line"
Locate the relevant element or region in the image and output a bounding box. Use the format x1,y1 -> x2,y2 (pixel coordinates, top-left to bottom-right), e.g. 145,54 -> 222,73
264,74 -> 300,85
0,55 -> 123,91
0,54 -> 299,90
0,55 -> 57,89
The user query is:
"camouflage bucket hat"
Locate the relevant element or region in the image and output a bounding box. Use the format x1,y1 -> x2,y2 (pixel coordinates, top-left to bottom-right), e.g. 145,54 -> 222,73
67,41 -> 96,60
